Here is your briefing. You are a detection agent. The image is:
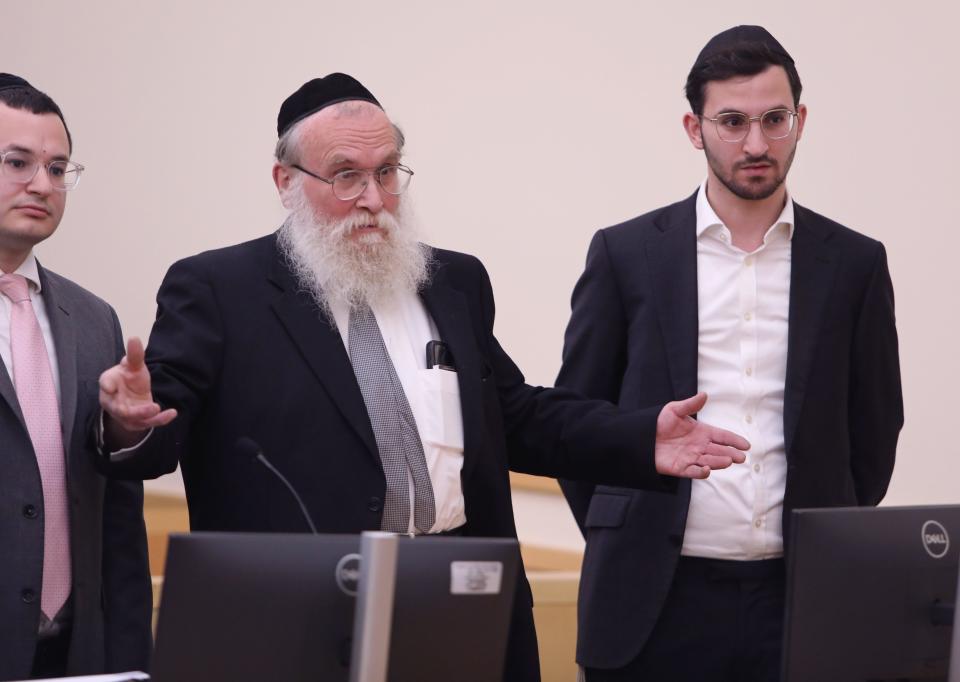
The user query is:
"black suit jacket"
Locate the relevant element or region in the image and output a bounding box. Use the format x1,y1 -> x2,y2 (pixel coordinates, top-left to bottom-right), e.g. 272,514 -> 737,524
0,266 -> 152,681
99,232 -> 666,681
558,191 -> 903,669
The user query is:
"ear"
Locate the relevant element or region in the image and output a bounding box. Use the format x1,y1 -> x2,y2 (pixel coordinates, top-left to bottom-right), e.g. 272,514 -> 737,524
682,112 -> 704,150
273,163 -> 295,209
795,103 -> 808,142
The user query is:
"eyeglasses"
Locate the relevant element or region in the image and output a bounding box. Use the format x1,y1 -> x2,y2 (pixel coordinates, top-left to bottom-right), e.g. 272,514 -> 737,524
701,108 -> 798,143
292,163 -> 414,201
0,149 -> 85,190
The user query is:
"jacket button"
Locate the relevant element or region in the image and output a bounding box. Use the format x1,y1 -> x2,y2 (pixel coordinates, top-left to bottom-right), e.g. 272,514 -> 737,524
22,504 -> 38,519
367,497 -> 382,512
21,588 -> 36,603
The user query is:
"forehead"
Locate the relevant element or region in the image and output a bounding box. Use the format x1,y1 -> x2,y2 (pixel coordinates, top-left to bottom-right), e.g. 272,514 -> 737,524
0,102 -> 69,157
298,102 -> 397,168
702,65 -> 793,114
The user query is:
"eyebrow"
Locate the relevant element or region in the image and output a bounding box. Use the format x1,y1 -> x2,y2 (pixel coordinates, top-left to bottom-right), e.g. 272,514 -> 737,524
1,144 -> 70,162
326,152 -> 401,168
714,105 -> 792,116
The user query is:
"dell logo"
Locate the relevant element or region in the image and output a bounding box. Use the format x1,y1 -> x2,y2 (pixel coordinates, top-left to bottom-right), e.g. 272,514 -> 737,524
921,520 -> 950,559
335,553 -> 362,596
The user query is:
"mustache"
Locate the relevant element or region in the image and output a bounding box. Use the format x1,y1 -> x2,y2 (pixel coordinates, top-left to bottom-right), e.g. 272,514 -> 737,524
735,155 -> 777,169
325,209 -> 400,237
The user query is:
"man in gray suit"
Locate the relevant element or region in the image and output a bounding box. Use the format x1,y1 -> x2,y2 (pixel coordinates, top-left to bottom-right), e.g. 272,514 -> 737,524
0,74 -> 152,680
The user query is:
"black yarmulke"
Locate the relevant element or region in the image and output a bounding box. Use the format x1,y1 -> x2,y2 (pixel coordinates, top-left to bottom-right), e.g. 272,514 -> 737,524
277,73 -> 381,137
693,26 -> 794,71
0,73 -> 32,92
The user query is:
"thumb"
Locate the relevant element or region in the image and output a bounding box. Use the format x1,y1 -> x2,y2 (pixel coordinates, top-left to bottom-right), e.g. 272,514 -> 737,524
125,337 -> 146,372
671,391 -> 707,418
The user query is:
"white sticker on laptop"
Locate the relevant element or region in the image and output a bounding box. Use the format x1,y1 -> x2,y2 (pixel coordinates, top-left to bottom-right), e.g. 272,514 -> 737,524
450,561 -> 503,595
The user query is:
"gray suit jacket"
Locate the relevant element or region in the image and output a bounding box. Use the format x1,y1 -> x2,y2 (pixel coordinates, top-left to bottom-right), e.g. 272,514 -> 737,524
0,264 -> 152,681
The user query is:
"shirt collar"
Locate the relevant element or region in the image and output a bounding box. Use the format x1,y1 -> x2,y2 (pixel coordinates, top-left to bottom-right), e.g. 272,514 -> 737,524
695,180 -> 795,243
3,252 -> 42,292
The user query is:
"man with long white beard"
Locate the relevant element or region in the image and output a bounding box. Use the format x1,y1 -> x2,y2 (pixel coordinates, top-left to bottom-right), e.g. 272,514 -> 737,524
95,74 -> 749,681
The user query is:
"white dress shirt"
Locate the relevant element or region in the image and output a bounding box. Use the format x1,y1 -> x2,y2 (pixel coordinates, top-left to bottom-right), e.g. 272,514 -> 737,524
0,253 -> 61,404
680,183 -> 793,561
331,291 -> 466,534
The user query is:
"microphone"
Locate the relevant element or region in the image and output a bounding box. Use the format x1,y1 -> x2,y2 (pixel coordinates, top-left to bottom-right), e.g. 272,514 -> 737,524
237,437 -> 318,534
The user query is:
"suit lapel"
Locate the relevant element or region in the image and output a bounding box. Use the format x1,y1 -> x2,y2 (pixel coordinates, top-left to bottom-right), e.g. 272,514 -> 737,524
419,264 -> 485,483
266,252 -> 379,459
646,193 -> 700,400
0,345 -> 25,428
783,205 -> 837,457
38,267 -> 79,455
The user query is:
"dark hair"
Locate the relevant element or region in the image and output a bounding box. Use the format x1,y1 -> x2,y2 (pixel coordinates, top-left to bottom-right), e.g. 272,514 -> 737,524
684,43 -> 802,116
0,86 -> 72,152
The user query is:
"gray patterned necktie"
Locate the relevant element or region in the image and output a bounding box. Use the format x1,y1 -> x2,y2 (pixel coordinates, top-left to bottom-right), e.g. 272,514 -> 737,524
348,303 -> 436,533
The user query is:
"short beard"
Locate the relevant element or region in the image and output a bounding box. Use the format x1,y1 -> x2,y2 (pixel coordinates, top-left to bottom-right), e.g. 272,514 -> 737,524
277,182 -> 433,319
704,139 -> 796,201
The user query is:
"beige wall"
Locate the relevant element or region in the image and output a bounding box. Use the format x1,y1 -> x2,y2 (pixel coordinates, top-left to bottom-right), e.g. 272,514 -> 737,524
6,2 -> 959,540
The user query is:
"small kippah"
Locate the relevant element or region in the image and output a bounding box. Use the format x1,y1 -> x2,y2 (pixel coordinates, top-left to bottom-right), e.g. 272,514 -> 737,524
692,26 -> 794,71
277,73 -> 381,137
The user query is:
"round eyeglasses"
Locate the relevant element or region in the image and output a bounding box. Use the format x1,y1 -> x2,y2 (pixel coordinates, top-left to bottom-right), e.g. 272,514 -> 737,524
0,149 -> 85,190
701,108 -> 798,143
293,163 -> 414,201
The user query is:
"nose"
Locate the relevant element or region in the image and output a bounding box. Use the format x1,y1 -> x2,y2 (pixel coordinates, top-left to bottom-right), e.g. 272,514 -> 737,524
354,172 -> 384,213
742,119 -> 769,157
25,164 -> 54,195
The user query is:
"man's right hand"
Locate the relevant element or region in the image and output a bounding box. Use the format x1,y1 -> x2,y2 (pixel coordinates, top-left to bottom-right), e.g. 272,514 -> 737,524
99,337 -> 177,444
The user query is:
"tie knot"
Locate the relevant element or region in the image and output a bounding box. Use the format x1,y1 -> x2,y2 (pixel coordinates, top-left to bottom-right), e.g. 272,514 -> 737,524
0,273 -> 30,303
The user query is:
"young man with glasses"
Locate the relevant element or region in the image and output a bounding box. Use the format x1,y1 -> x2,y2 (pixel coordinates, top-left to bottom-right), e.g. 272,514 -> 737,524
0,74 -> 151,680
558,26 -> 903,682
93,73 -> 752,681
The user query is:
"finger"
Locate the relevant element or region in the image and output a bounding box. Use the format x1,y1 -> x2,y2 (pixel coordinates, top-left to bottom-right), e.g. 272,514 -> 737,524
704,442 -> 748,464
125,337 -> 146,372
142,408 -> 178,428
698,453 -> 738,470
99,370 -> 119,395
104,400 -> 163,423
682,464 -> 710,479
707,426 -> 750,451
669,391 -> 708,419
107,408 -> 173,433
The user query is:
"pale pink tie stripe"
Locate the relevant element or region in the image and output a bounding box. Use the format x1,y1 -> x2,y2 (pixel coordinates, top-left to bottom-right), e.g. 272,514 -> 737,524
0,274 -> 71,618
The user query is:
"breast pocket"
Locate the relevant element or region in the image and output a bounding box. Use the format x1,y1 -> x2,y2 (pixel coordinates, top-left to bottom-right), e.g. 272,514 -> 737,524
417,368 -> 465,452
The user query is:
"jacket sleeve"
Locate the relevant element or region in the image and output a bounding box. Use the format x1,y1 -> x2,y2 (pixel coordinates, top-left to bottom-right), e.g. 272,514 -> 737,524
555,230 -> 633,529
848,242 -> 903,505
465,250 -> 664,493
95,257 -> 224,480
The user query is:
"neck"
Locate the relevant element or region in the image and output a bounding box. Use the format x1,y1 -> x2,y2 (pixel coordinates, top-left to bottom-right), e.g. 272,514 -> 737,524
0,248 -> 29,275
705,177 -> 787,252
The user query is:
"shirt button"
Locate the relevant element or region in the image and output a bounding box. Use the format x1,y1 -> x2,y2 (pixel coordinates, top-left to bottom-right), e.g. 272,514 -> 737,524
367,497 -> 382,512
753,463 -> 761,473
21,588 -> 36,604
22,504 -> 38,519
744,258 -> 753,267
745,415 -> 753,424
744,312 -> 753,321
754,519 -> 763,529
745,367 -> 753,376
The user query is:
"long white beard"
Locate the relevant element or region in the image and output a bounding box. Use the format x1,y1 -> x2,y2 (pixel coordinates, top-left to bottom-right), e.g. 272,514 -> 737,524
277,185 -> 432,318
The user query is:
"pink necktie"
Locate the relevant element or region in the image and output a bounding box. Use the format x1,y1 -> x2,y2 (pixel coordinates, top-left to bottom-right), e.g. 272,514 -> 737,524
0,274 -> 71,619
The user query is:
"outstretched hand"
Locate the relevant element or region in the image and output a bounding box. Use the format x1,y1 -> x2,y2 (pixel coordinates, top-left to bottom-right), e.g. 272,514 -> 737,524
99,337 -> 177,439
654,392 -> 749,479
